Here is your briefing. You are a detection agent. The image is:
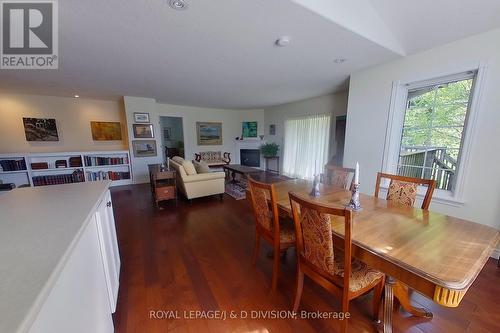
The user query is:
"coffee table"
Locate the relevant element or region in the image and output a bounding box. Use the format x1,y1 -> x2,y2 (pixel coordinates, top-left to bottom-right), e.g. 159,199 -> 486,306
222,164 -> 291,184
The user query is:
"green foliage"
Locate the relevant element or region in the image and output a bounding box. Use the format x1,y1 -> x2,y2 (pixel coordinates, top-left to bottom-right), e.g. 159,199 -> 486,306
260,142 -> 279,157
402,78 -> 473,159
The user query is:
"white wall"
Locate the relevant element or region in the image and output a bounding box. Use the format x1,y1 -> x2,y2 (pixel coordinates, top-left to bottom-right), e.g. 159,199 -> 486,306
345,28 -> 500,239
0,93 -> 127,153
124,96 -> 264,183
264,92 -> 349,173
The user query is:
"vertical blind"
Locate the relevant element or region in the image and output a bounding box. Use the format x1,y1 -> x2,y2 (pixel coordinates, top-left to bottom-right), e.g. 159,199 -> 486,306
282,113 -> 331,179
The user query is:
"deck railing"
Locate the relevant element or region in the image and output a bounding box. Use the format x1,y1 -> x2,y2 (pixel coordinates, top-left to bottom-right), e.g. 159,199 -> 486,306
398,147 -> 456,190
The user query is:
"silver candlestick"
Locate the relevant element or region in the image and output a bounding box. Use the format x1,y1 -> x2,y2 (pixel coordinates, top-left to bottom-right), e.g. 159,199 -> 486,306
309,175 -> 320,197
346,183 -> 362,211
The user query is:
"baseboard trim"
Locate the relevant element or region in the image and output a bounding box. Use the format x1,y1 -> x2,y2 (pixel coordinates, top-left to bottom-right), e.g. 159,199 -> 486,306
492,248 -> 500,260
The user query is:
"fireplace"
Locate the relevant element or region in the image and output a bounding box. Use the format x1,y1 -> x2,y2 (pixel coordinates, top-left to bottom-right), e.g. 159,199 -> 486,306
240,149 -> 260,167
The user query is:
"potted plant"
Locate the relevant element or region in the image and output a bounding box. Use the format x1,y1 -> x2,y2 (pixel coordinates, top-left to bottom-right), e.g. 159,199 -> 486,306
260,142 -> 279,157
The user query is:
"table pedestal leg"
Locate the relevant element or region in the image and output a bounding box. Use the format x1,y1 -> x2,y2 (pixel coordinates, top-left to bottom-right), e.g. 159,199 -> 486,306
394,281 -> 433,318
383,276 -> 395,333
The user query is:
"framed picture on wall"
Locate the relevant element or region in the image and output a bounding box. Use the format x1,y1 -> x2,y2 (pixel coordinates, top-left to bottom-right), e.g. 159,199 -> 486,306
90,121 -> 122,140
196,122 -> 222,145
133,124 -> 154,138
132,140 -> 157,157
133,112 -> 150,123
22,117 -> 59,141
269,124 -> 276,135
164,127 -> 172,140
242,121 -> 257,138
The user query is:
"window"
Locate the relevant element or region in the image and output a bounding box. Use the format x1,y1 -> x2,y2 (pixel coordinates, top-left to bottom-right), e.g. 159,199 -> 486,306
397,72 -> 476,191
382,68 -> 484,204
282,114 -> 331,179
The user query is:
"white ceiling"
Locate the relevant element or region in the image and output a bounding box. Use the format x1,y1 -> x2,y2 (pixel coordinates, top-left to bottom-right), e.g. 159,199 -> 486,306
1,0 -> 500,109
371,0 -> 500,54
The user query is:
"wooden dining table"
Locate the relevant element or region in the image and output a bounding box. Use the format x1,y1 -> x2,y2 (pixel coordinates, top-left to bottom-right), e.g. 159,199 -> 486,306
272,179 -> 500,333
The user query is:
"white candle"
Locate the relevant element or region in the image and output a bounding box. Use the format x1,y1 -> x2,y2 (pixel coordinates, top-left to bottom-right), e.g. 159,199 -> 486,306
354,162 -> 359,184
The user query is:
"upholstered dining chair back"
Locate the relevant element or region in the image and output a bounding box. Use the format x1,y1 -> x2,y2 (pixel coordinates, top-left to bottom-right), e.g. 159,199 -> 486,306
289,192 -> 353,284
323,165 -> 355,190
374,172 -> 436,210
247,177 -> 279,235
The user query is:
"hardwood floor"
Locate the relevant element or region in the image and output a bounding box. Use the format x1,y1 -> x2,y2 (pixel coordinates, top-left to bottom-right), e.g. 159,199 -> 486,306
111,184 -> 500,333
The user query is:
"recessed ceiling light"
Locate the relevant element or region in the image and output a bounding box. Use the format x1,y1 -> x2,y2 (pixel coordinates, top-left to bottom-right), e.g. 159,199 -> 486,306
334,58 -> 347,64
275,36 -> 291,47
169,0 -> 188,10
74,94 -> 79,98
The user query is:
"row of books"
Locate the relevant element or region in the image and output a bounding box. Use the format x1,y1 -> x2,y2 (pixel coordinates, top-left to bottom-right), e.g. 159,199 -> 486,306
32,170 -> 85,187
86,171 -> 131,182
84,156 -> 128,166
0,159 -> 27,171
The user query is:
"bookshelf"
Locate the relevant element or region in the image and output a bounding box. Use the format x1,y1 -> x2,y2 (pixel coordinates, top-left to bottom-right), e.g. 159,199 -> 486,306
0,154 -> 30,188
0,150 -> 132,188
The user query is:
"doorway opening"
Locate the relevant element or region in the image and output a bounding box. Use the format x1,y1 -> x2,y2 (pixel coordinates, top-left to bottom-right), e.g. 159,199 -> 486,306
330,115 -> 346,165
160,116 -> 184,159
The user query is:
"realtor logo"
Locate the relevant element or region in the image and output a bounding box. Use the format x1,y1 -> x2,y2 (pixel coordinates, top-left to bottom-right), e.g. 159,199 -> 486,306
1,0 -> 58,69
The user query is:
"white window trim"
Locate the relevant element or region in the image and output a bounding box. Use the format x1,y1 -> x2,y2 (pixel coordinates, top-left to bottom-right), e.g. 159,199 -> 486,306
381,64 -> 487,207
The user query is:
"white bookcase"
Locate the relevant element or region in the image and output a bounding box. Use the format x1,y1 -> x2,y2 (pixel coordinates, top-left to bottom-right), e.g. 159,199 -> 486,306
0,154 -> 30,187
0,150 -> 132,188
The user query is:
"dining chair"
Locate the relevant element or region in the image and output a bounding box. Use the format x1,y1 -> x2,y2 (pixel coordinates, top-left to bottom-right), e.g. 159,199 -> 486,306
289,192 -> 385,333
374,172 -> 436,210
374,172 -> 437,317
322,164 -> 355,190
247,176 -> 296,291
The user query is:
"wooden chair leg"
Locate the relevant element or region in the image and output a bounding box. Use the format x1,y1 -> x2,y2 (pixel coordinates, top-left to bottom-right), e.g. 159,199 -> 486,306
372,276 -> 385,323
252,233 -> 260,265
271,242 -> 280,291
293,269 -> 304,312
340,295 -> 349,333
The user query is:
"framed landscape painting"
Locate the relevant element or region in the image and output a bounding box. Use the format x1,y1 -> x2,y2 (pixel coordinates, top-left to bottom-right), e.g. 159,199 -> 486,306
133,112 -> 150,123
133,124 -> 154,138
23,118 -> 59,141
132,140 -> 157,157
242,121 -> 257,138
90,121 -> 122,141
197,122 -> 222,145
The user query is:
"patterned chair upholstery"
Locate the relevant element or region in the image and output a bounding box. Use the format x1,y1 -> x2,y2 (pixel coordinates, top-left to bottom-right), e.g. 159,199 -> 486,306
289,192 -> 385,333
194,151 -> 230,167
375,172 -> 436,210
247,177 -> 295,291
387,180 -> 418,207
322,164 -> 355,190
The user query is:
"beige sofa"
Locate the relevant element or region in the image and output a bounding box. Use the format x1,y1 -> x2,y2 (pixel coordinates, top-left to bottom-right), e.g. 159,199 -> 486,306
169,156 -> 225,200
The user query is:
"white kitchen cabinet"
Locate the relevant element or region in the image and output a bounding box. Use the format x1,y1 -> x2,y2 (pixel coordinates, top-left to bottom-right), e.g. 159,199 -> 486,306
95,190 -> 121,313
28,215 -> 114,333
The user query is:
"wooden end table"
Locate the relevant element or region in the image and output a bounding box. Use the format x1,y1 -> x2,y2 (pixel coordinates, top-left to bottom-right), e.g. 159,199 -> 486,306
148,164 -> 177,208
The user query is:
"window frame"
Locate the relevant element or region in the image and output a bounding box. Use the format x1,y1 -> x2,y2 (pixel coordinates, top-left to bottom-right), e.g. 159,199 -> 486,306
381,65 -> 486,206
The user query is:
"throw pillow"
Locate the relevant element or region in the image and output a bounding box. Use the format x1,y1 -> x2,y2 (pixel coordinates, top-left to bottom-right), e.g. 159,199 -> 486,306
182,160 -> 197,175
194,160 -> 211,173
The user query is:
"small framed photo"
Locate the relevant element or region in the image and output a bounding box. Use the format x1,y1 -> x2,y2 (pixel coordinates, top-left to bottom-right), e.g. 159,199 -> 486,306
164,127 -> 172,140
132,140 -> 157,157
133,112 -> 150,123
133,124 -> 154,138
269,124 -> 276,135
